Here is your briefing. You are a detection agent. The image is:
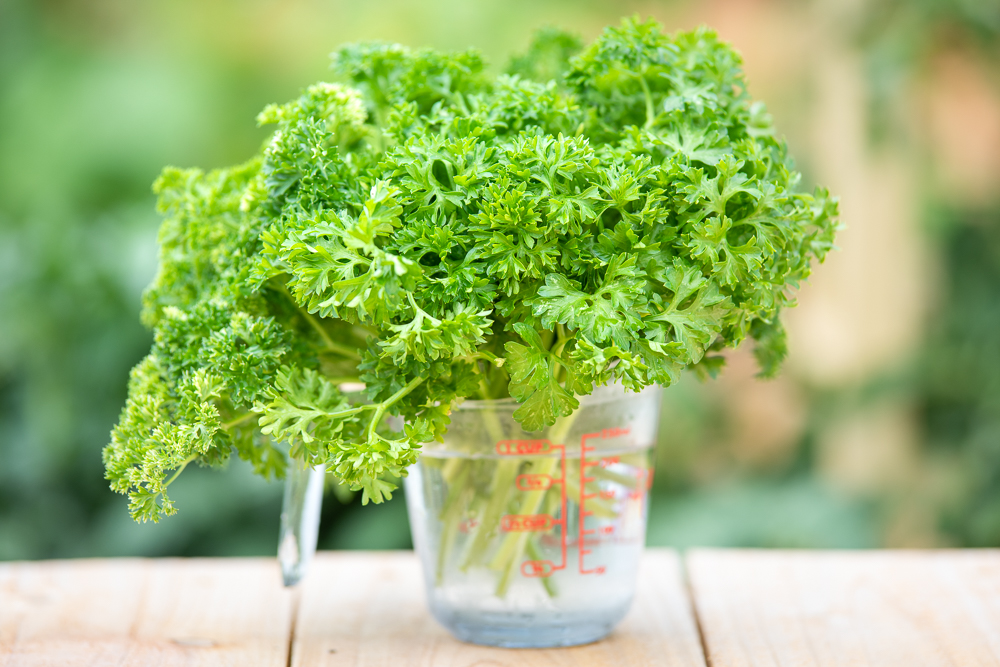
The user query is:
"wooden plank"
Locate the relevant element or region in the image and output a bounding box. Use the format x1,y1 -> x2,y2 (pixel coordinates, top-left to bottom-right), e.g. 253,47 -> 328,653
0,559 -> 148,666
0,558 -> 295,666
291,548 -> 706,667
687,549 -> 1000,667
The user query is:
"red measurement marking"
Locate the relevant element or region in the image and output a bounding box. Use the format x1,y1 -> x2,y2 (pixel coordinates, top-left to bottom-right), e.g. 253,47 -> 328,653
578,547 -> 606,575
600,489 -> 615,500
495,439 -> 551,456
555,444 -> 567,575
521,560 -> 555,577
627,469 -> 652,501
458,519 -> 479,533
516,473 -> 552,491
501,514 -> 554,532
579,427 -> 633,576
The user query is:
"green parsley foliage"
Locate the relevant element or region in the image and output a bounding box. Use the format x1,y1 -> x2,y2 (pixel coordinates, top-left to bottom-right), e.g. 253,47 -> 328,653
106,18 -> 839,522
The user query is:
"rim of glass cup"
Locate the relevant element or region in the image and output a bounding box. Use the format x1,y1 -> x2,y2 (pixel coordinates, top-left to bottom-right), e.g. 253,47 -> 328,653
452,383 -> 659,411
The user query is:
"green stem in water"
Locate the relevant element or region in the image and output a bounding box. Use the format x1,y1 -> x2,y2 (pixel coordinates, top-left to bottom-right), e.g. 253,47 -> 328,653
526,537 -> 557,598
436,463 -> 471,584
438,362 -> 507,573
489,456 -> 558,593
457,398 -> 512,571
462,459 -> 519,571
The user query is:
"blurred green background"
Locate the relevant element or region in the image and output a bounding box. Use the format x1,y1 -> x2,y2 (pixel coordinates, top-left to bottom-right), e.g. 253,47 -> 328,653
2,0 -> 999,560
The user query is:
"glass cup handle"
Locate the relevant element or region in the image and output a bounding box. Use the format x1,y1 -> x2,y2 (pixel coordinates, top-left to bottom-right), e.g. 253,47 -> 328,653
278,458 -> 325,586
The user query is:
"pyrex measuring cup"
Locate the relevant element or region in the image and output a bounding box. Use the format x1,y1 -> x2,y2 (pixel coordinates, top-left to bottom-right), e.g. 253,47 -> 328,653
404,383 -> 661,647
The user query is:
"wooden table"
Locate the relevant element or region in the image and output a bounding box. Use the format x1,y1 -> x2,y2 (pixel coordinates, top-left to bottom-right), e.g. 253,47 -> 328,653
2,549 -> 999,666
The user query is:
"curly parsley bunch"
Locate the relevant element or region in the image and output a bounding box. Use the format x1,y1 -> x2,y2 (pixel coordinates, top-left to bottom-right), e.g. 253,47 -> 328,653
105,19 -> 839,522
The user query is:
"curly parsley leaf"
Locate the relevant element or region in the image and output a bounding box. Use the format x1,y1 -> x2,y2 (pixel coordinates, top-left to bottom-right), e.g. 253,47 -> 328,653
504,323 -> 579,431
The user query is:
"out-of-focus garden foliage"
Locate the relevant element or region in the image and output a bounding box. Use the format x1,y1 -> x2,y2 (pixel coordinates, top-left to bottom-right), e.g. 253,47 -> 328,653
1,0 -> 998,559
861,0 -> 1000,547
921,206 -> 1000,546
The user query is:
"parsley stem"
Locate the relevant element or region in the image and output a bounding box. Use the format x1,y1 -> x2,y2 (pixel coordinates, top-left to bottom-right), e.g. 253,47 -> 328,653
303,309 -> 361,359
450,92 -> 471,116
366,376 -> 425,440
222,412 -> 256,431
638,74 -> 655,128
478,376 -> 493,400
552,324 -> 570,357
280,284 -> 362,360
324,405 -> 375,420
551,324 -> 572,383
164,454 -> 198,489
461,350 -> 500,367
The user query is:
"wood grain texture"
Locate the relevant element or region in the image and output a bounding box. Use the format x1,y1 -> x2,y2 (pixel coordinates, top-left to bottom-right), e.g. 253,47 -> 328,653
687,549 -> 1000,667
0,558 -> 295,667
291,549 -> 706,667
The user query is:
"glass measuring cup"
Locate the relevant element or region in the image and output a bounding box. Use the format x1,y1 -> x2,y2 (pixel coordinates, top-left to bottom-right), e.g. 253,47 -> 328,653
404,383 -> 661,648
